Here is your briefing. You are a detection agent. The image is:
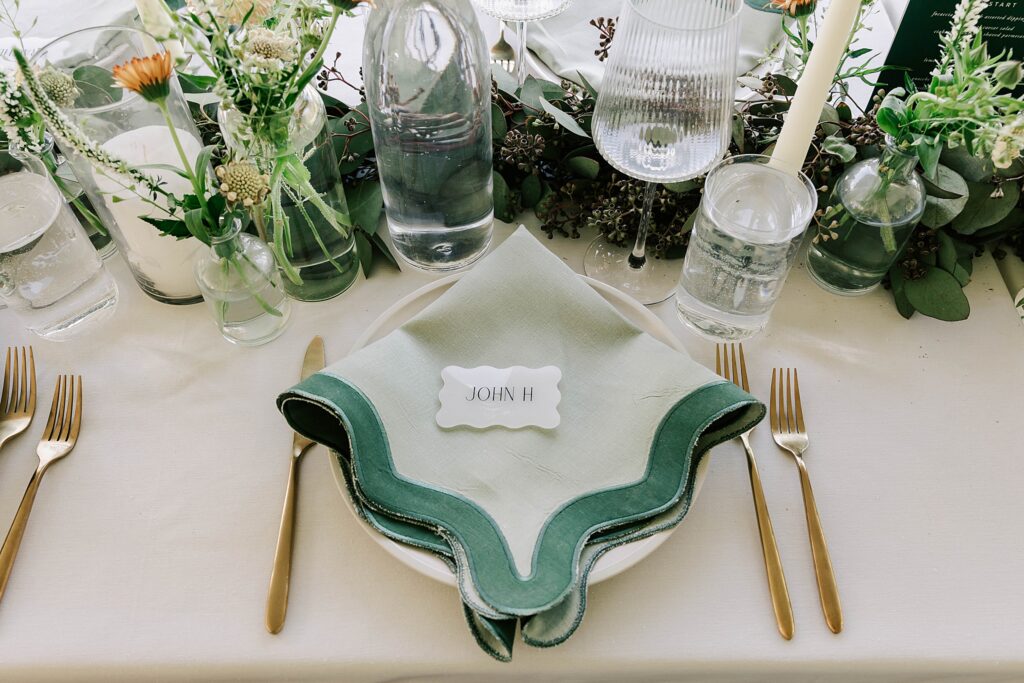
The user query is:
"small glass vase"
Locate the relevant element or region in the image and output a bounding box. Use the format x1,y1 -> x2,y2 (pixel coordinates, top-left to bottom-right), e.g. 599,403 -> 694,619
806,141 -> 926,295
33,26 -> 205,305
194,219 -> 291,347
219,85 -> 359,302
363,0 -> 494,272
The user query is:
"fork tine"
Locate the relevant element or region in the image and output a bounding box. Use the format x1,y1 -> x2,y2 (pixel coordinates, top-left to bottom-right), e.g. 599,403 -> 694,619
42,376 -> 62,440
60,376 -> 75,441
17,347 -> 28,412
769,368 -> 779,433
793,369 -> 805,434
715,344 -> 722,376
738,343 -> 750,392
775,368 -> 787,434
785,369 -> 796,433
1,348 -> 9,413
27,347 -> 35,416
729,343 -> 740,388
69,376 -> 82,443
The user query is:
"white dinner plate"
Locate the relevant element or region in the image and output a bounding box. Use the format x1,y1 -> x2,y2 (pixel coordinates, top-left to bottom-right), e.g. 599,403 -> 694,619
329,271 -> 709,587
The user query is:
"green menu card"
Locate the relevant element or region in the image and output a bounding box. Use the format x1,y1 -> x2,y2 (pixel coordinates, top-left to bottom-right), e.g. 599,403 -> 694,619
881,0 -> 1024,93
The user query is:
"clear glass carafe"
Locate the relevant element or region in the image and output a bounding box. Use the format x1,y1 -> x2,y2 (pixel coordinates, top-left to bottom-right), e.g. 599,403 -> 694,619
363,0 -> 494,272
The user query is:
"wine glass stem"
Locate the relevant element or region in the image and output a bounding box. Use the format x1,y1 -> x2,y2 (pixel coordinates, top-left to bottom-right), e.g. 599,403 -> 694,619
514,20 -> 528,87
629,181 -> 657,269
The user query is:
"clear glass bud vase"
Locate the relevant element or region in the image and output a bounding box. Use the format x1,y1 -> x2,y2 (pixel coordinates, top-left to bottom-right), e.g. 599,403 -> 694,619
194,219 -> 291,347
363,0 -> 494,271
806,140 -> 926,295
219,85 -> 359,302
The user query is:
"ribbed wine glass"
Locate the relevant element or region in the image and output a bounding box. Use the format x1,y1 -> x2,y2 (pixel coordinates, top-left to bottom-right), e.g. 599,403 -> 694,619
587,0 -> 743,305
472,0 -> 573,86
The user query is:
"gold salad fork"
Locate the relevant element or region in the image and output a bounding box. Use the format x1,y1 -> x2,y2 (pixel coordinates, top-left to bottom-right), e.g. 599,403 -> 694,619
0,347 -> 36,452
489,27 -> 516,75
0,375 -> 82,606
770,368 -> 843,634
717,343 -> 794,640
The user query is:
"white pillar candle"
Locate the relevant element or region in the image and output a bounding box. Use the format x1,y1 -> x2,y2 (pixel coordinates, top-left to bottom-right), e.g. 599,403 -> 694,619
770,0 -> 861,177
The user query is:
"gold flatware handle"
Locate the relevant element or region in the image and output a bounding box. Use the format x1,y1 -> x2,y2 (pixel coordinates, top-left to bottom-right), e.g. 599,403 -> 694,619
742,435 -> 794,640
0,466 -> 45,605
266,456 -> 299,634
796,457 -> 842,633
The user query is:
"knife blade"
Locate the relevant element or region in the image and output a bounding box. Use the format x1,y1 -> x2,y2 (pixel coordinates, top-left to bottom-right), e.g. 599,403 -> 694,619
266,335 -> 326,634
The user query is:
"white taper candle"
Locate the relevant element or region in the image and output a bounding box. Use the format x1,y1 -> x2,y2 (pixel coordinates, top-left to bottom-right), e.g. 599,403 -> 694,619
770,0 -> 861,176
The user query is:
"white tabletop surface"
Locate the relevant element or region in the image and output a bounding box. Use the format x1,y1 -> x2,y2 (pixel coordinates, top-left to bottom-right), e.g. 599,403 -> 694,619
5,1 -> 1024,681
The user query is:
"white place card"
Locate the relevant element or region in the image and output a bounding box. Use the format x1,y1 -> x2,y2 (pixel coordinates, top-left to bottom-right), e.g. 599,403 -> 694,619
437,366 -> 562,430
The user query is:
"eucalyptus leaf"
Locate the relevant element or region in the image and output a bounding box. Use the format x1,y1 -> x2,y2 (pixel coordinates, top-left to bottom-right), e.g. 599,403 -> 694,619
940,145 -> 993,182
521,174 -> 542,209
889,268 -> 915,319
664,179 -> 699,194
347,181 -> 383,235
916,136 -> 941,179
921,164 -> 969,228
492,63 -> 518,96
566,156 -> 600,179
493,171 -> 515,222
355,230 -> 374,277
775,75 -> 799,97
822,135 -> 856,163
903,266 -> 970,321
492,103 -> 507,141
72,65 -> 122,108
936,230 -> 960,274
818,104 -> 840,136
370,232 -> 398,268
539,98 -> 589,138
951,181 -> 1019,234
576,71 -> 598,98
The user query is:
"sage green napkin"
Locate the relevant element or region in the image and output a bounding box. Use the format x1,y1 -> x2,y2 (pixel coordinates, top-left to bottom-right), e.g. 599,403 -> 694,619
278,227 -> 763,660
528,0 -> 784,90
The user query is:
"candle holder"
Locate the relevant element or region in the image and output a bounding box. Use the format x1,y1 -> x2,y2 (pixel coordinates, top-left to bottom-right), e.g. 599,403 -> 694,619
33,26 -> 205,305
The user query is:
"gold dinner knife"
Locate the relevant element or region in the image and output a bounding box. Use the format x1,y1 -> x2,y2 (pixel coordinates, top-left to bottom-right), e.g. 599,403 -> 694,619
266,336 -> 325,634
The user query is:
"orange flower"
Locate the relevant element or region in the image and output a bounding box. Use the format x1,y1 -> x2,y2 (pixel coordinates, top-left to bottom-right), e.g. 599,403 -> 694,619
770,0 -> 816,17
113,52 -> 173,102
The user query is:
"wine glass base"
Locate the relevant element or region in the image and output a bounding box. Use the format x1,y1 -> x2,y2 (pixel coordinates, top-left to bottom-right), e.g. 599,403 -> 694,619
583,236 -> 680,306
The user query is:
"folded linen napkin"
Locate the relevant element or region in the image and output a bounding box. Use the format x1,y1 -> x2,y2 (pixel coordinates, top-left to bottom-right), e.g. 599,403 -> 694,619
278,227 -> 763,660
528,0 -> 784,90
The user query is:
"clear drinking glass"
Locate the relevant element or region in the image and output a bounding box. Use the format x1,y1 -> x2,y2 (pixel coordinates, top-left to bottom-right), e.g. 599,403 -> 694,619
0,152 -> 118,341
587,0 -> 743,305
675,154 -> 816,340
472,0 -> 573,86
33,26 -> 205,305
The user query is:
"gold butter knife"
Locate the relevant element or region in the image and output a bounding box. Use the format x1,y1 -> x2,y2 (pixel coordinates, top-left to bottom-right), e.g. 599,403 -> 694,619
266,336 -> 325,634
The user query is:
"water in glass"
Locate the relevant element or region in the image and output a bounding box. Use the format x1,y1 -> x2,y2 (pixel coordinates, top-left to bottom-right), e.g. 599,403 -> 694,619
0,173 -> 117,340
676,156 -> 815,340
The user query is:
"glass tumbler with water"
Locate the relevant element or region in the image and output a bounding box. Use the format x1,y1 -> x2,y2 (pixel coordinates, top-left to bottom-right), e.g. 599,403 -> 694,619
676,155 -> 815,340
0,156 -> 118,341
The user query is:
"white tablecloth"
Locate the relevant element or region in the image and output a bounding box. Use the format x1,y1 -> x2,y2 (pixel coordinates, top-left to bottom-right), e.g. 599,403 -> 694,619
6,1 -> 1024,681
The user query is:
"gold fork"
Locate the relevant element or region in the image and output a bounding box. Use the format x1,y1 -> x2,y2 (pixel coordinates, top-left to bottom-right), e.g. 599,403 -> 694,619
717,343 -> 794,640
0,375 -> 82,606
0,347 -> 37,452
770,368 -> 843,634
489,27 -> 516,75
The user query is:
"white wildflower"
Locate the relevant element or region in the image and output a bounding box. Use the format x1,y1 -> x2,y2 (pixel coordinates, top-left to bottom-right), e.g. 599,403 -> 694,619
933,0 -> 990,77
239,27 -> 297,71
187,0 -> 274,25
0,69 -> 43,155
992,117 -> 1024,169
